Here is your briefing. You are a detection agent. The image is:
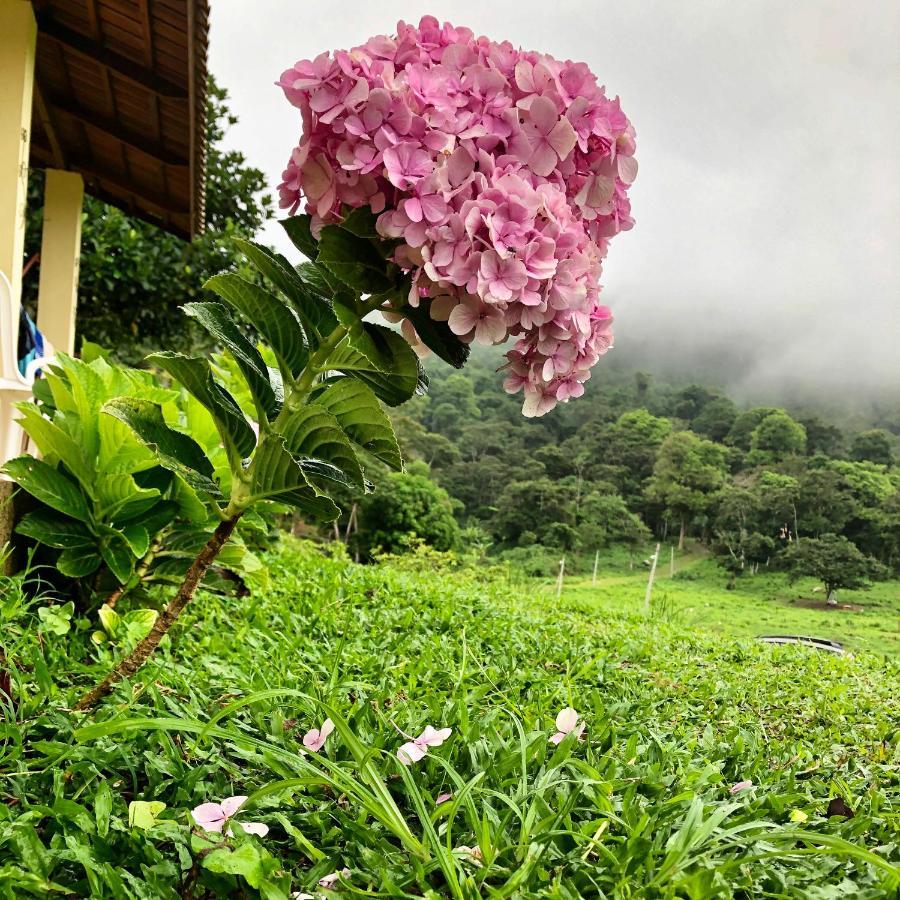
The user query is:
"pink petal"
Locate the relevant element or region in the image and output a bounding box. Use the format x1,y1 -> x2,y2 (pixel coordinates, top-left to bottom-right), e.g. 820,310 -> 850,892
555,707 -> 579,733
730,780 -> 753,794
220,796 -> 248,819
549,731 -> 566,745
529,95 -> 559,135
240,822 -> 270,837
547,118 -> 577,161
397,741 -> 427,765
436,792 -> 453,805
618,155 -> 639,184
529,143 -> 558,178
421,726 -> 452,747
192,803 -> 226,832
448,304 -> 478,337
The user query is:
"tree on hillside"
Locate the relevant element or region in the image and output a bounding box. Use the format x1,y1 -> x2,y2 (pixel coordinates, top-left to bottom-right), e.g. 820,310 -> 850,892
692,396 -> 738,442
726,407 -> 779,450
593,409 -> 672,502
850,429 -> 894,467
23,78 -> 272,362
747,410 -> 807,464
673,384 -> 717,421
782,534 -> 887,603
799,416 -> 845,458
647,431 -> 728,548
579,491 -> 650,551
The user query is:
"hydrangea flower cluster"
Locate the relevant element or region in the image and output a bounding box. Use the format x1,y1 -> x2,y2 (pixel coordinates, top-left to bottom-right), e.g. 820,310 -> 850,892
277,16 -> 636,416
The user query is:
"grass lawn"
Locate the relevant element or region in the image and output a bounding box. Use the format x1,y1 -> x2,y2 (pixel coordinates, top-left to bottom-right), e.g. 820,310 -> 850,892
548,548 -> 900,658
1,540 -> 898,897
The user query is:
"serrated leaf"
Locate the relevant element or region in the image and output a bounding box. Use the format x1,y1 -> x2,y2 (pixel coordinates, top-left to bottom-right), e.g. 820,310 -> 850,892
100,530 -> 135,582
204,274 -> 309,377
314,379 -> 402,470
340,206 -> 381,239
326,324 -> 425,406
232,239 -> 338,345
147,354 -> 256,462
317,225 -> 395,294
16,509 -> 94,549
400,300 -> 471,368
1,456 -> 89,520
248,436 -> 340,521
13,403 -> 96,488
295,261 -> 353,311
102,398 -> 223,498
280,214 -> 318,259
122,523 -> 150,557
57,548 -> 102,578
278,405 -> 365,490
184,302 -> 279,418
95,473 -> 160,522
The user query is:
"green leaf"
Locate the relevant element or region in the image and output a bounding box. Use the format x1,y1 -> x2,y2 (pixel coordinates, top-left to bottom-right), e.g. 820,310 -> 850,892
57,547 -> 102,578
232,239 -> 338,344
184,302 -> 280,418
16,509 -> 94,549
280,214 -> 318,259
314,379 -> 402,470
278,405 -> 365,490
14,403 -> 95,488
1,456 -> 89,520
202,843 -> 268,888
94,780 -> 113,838
98,604 -> 120,636
339,206 -> 381,239
100,530 -> 135,583
37,602 -> 74,636
95,473 -> 160,521
400,299 -> 471,368
317,225 -> 395,294
248,436 -> 340,521
147,353 -> 257,461
102,398 -> 222,498
128,800 -> 166,830
295,261 -> 352,311
326,324 -> 426,406
122,523 -> 150,557
204,274 -> 309,377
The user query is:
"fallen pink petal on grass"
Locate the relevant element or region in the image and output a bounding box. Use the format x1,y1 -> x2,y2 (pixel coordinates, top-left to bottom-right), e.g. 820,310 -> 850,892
303,717 -> 335,752
397,724 -> 452,765
190,795 -> 269,838
550,707 -> 586,744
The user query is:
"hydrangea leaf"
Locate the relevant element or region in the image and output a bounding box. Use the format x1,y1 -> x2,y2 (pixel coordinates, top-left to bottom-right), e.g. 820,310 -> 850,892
204,273 -> 309,377
102,398 -> 223,499
147,353 -> 256,462
183,302 -> 280,419
313,379 -> 402,471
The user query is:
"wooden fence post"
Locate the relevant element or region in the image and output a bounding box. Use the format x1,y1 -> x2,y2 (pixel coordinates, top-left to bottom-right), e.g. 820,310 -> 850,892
644,543 -> 660,613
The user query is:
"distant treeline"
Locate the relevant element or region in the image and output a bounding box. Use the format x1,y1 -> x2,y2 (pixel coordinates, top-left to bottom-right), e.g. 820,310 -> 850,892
332,351 -> 898,590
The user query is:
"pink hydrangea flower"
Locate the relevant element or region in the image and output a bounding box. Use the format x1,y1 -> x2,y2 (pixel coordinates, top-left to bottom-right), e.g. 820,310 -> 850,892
303,717 -> 335,752
550,707 -> 585,745
397,725 -> 452,765
277,16 -> 637,416
191,796 -> 269,837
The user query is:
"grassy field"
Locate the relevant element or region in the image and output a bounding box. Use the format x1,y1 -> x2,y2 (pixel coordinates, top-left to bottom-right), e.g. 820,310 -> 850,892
542,546 -> 900,658
1,540 -> 898,897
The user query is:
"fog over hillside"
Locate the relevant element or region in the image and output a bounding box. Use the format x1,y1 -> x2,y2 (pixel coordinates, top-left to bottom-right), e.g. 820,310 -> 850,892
209,0 -> 899,419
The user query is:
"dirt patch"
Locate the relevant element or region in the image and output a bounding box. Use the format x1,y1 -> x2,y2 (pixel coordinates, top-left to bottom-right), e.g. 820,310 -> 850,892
790,598 -> 863,612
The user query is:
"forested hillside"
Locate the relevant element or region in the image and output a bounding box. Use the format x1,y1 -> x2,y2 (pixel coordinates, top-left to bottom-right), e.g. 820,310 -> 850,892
334,349 -> 898,595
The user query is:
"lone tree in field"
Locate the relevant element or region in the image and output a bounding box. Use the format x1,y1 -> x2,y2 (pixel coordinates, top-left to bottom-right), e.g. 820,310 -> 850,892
782,534 -> 886,604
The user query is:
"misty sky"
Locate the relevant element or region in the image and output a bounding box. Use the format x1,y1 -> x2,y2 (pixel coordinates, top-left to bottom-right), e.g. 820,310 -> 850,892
208,1 -> 899,404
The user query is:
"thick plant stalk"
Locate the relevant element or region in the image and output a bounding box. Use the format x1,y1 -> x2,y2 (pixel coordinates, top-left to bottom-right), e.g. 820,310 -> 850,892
74,514 -> 241,711
105,540 -> 162,608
